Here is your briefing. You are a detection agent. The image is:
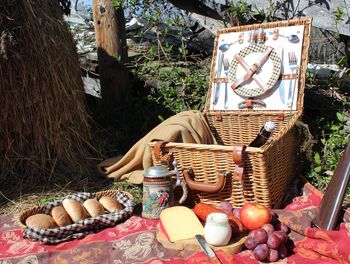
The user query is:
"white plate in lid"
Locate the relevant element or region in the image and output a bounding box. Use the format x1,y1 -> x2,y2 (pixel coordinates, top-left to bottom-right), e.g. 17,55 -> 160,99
228,44 -> 281,98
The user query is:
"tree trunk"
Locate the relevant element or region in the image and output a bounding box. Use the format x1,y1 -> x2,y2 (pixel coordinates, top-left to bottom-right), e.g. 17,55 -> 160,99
92,0 -> 129,110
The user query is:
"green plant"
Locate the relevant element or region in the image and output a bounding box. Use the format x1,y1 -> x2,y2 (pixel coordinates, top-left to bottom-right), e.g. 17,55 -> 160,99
226,0 -> 291,24
333,6 -> 346,37
130,20 -> 210,114
40,198 -> 51,205
111,0 -> 123,9
112,181 -> 142,204
307,112 -> 350,192
227,0 -> 254,24
134,57 -> 209,113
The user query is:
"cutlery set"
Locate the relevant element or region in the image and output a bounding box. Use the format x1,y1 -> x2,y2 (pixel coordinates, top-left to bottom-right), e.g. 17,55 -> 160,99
278,49 -> 299,107
223,58 -> 230,109
212,27 -> 301,110
286,51 -> 298,107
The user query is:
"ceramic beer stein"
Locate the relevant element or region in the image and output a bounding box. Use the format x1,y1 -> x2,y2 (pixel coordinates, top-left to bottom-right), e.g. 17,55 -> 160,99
142,161 -> 188,219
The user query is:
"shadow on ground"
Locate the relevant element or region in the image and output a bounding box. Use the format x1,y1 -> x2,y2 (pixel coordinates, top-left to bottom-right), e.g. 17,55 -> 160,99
0,71 -> 173,213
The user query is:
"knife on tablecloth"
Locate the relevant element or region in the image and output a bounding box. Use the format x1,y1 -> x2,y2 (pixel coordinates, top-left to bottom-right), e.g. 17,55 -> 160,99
195,235 -> 223,264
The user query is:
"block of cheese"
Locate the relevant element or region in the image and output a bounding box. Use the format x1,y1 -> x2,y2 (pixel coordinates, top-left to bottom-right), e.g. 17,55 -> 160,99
159,206 -> 204,242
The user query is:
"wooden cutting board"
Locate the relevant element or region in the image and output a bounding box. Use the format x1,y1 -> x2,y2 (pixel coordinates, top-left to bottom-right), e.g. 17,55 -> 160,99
155,224 -> 247,254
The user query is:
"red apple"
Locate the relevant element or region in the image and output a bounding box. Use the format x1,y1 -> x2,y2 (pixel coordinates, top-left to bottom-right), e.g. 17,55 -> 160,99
240,202 -> 272,230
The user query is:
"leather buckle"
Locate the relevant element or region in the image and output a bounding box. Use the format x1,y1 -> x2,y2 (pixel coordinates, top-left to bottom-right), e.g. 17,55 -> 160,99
215,111 -> 223,121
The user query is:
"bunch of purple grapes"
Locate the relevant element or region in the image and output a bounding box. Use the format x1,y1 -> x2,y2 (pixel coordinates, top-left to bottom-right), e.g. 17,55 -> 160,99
244,216 -> 293,262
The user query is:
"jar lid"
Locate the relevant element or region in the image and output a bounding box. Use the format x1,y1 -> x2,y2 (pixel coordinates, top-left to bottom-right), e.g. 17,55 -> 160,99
143,165 -> 172,178
206,212 -> 229,223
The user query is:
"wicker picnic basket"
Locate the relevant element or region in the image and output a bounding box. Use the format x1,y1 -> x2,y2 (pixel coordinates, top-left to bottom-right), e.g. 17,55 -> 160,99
149,18 -> 312,209
19,190 -> 134,243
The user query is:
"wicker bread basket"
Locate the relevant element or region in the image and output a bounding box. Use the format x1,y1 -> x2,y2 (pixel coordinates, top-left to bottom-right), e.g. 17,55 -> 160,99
149,18 -> 312,209
19,190 -> 134,243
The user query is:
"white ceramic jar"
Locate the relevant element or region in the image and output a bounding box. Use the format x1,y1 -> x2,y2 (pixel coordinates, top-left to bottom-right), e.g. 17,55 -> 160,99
204,212 -> 232,246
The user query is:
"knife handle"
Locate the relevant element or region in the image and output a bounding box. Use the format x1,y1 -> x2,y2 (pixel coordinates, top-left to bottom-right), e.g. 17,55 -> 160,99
210,256 -> 223,264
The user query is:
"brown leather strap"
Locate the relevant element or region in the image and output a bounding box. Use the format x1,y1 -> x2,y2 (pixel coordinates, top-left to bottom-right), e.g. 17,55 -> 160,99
232,145 -> 244,165
246,99 -> 253,109
232,145 -> 245,181
232,54 -> 254,88
280,73 -> 298,80
232,55 -> 269,92
154,140 -> 168,160
215,111 -> 222,121
160,152 -> 174,164
276,112 -> 285,121
212,77 -> 229,83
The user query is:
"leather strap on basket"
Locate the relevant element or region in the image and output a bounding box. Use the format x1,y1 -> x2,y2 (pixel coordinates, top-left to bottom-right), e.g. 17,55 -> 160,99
153,140 -> 173,164
212,77 -> 228,83
280,73 -> 298,80
215,111 -> 223,121
276,111 -> 285,121
232,145 -> 246,181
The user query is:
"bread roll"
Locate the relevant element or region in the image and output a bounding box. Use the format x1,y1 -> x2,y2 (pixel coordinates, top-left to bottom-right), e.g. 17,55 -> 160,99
99,196 -> 123,213
25,214 -> 58,229
51,205 -> 73,226
62,198 -> 88,222
83,199 -> 105,217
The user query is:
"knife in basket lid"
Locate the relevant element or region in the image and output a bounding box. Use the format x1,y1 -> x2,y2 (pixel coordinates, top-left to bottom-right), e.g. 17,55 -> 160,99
213,52 -> 224,105
195,234 -> 223,264
278,47 -> 285,104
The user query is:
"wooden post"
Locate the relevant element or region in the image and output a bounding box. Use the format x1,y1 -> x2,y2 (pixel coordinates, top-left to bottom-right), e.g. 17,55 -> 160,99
92,0 -> 129,110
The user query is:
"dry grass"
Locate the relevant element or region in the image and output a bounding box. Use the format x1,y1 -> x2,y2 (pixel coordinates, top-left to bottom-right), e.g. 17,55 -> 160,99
0,191 -> 70,217
0,0 -> 100,204
0,180 -> 142,217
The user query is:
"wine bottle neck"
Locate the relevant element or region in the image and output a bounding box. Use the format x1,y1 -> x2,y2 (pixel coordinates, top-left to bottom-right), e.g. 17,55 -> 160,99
259,129 -> 272,139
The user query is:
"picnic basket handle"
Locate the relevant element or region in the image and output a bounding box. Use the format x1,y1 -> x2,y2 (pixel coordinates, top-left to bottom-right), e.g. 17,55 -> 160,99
182,169 -> 227,193
183,145 -> 246,191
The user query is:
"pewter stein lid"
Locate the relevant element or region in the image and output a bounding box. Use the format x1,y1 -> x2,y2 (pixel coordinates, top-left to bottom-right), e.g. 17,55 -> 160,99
143,165 -> 172,178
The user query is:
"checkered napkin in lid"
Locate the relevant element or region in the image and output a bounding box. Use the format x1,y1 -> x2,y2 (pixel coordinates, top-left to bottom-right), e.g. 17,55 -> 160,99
21,191 -> 134,244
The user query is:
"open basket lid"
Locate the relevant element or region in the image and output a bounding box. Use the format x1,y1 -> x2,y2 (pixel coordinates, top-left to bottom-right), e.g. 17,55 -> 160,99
204,17 -> 312,113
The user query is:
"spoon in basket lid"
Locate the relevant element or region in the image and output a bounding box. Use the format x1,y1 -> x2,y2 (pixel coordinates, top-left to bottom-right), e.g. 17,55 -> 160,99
219,43 -> 232,52
219,33 -> 245,51
283,34 -> 300,43
214,43 -> 232,105
267,32 -> 300,43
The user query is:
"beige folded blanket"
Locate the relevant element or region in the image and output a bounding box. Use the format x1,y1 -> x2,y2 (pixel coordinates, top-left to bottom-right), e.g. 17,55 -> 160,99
97,110 -> 217,184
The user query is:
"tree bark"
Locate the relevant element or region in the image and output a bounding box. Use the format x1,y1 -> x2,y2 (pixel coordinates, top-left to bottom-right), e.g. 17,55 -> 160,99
92,0 -> 129,110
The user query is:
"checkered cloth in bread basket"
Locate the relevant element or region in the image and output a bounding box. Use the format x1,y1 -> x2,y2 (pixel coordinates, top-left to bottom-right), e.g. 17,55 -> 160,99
19,190 -> 134,244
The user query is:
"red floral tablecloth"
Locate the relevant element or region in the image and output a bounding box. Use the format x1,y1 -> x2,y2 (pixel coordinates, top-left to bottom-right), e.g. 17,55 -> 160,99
1,182 -> 349,264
